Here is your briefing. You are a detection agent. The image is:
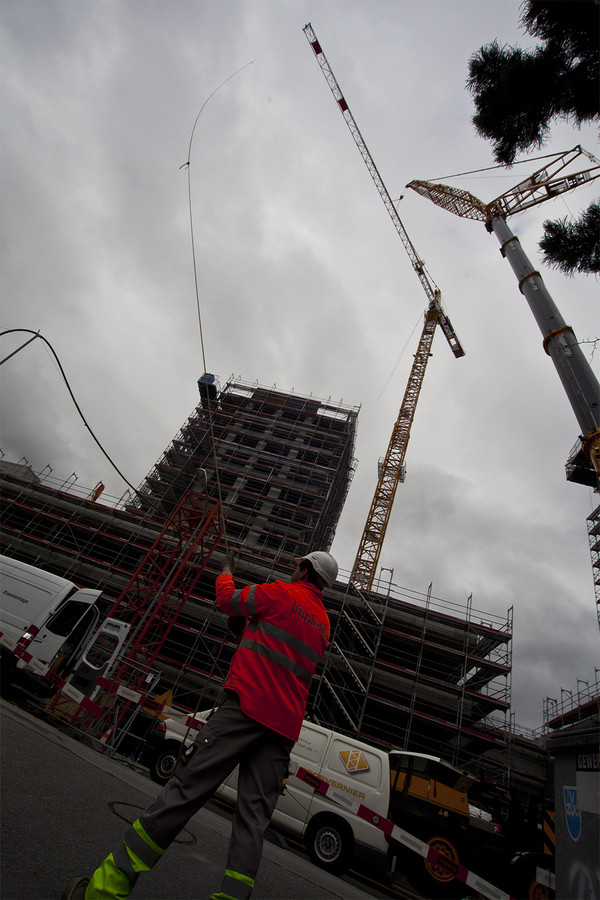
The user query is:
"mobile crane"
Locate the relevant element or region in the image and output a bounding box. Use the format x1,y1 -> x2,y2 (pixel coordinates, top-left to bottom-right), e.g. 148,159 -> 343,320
407,147 -> 600,492
407,155 -> 600,895
304,23 -> 465,592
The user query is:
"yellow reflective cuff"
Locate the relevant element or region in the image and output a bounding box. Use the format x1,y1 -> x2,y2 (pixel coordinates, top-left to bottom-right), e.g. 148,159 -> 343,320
225,869 -> 254,887
133,819 -> 165,857
217,869 -> 255,899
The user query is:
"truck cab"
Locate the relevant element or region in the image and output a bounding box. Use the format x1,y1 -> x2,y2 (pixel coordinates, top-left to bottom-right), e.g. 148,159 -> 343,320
388,751 -> 506,898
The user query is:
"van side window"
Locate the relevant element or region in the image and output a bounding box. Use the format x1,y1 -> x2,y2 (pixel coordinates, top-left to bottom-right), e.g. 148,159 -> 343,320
46,600 -> 93,637
48,604 -> 98,676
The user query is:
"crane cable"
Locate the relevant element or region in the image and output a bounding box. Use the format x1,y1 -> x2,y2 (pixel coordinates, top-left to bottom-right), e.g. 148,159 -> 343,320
174,61 -> 263,749
426,148 -> 589,182
180,60 -> 255,557
1,67 -> 254,548
174,36 -> 317,734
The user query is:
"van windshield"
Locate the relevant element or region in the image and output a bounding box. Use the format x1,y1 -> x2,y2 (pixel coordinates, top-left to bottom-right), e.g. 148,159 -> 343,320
389,753 -> 473,793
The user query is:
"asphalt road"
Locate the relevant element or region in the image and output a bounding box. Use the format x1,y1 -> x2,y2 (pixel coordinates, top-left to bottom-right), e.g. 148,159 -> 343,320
0,699 -> 388,900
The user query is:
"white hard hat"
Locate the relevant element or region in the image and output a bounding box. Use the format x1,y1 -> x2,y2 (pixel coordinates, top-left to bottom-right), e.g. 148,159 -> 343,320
297,551 -> 338,587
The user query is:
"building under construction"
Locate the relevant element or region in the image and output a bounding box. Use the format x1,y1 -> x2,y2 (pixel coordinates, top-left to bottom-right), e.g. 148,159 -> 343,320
130,374 -> 359,568
0,375 -> 545,801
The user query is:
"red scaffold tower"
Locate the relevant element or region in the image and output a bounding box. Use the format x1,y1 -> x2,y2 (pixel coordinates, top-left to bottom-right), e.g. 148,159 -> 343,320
107,490 -> 225,691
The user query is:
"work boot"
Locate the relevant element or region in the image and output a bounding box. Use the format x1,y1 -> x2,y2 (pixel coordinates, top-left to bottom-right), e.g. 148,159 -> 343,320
61,876 -> 90,899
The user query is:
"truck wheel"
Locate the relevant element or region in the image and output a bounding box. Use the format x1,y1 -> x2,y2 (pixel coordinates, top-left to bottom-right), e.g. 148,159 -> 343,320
509,853 -> 553,900
149,740 -> 183,785
0,657 -> 17,699
404,833 -> 468,899
305,815 -> 354,875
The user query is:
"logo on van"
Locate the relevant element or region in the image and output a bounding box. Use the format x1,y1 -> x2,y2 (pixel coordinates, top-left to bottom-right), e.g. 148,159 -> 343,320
339,749 -> 369,774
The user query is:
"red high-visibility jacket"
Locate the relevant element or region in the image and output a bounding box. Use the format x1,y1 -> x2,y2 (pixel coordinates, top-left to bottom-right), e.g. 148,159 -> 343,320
216,572 -> 330,741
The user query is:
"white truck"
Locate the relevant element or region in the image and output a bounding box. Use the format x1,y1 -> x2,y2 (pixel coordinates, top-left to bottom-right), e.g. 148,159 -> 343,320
147,709 -> 512,897
0,554 -> 128,698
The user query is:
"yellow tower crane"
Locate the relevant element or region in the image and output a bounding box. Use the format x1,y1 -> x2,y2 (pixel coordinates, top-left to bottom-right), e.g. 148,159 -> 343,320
304,24 -> 465,591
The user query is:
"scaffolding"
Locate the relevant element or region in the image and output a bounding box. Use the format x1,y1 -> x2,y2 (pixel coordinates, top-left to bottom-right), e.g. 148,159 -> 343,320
107,490 -> 225,689
543,669 -> 600,730
586,503 -> 600,627
0,374 -> 545,799
0,461 -> 546,795
314,575 -> 393,736
316,571 -> 514,768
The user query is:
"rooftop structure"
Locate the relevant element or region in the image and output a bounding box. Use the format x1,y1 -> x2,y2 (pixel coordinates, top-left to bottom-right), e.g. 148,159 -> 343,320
129,375 -> 359,571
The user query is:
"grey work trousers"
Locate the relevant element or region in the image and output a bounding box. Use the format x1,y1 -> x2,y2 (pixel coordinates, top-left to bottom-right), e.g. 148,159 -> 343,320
141,692 -> 294,884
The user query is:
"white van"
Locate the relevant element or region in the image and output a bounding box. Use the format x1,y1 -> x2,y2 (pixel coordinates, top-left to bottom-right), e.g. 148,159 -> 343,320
0,555 -> 128,696
147,709 -> 511,891
149,710 -> 391,874
226,718 -> 391,874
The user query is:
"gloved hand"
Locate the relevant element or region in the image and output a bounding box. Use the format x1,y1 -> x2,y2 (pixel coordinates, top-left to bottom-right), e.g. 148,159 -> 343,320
221,550 -> 236,574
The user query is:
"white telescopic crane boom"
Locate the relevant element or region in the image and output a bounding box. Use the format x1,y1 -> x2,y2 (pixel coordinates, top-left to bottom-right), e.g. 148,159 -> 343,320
408,148 -> 600,486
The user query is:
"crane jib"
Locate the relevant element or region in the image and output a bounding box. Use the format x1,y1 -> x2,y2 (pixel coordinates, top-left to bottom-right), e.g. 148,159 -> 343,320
303,23 -> 464,360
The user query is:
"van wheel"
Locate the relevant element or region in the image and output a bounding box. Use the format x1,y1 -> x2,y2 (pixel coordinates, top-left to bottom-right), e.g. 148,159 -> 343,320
149,741 -> 183,785
306,816 -> 353,875
404,833 -> 468,899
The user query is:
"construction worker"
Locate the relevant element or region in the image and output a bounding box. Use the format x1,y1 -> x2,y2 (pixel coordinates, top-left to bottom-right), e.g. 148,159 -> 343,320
62,550 -> 337,900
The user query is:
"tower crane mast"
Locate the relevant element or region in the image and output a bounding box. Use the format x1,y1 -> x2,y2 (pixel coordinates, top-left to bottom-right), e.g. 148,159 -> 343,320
304,23 -> 464,590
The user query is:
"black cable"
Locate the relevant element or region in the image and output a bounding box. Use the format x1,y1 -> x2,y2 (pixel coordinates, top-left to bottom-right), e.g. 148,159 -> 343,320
1,327 -> 223,573
1,331 -> 40,365
1,328 -> 141,497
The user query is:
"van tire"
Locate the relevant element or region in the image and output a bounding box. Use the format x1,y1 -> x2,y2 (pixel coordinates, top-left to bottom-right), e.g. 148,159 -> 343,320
149,740 -> 183,785
305,815 -> 354,875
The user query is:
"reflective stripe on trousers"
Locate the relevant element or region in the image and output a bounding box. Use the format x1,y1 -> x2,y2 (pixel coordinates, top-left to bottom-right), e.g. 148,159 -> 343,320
210,869 -> 255,900
85,819 -> 164,899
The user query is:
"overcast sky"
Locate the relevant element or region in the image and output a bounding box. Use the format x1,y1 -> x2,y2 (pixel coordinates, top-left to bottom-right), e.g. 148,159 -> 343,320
1,0 -> 598,729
